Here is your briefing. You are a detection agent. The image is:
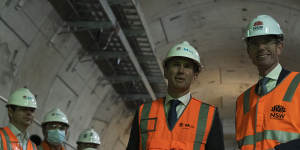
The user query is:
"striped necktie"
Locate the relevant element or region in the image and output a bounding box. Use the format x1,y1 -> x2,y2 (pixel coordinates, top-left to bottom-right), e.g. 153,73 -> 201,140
259,77 -> 271,96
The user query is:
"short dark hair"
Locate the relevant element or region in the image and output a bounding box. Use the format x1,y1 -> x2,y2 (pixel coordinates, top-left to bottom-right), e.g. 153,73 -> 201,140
6,105 -> 16,111
164,57 -> 200,73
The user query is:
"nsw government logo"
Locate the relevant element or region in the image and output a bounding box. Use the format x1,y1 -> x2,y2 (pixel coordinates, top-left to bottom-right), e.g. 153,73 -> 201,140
270,105 -> 286,120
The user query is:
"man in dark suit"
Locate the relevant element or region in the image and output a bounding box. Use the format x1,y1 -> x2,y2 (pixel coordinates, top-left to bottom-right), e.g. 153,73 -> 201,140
236,15 -> 300,150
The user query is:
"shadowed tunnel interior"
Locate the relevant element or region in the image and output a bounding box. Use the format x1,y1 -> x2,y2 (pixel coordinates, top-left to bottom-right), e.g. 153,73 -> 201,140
1,0 -> 300,149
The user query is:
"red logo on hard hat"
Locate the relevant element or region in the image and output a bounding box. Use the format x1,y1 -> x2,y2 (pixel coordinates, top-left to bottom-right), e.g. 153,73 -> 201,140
253,21 -> 263,26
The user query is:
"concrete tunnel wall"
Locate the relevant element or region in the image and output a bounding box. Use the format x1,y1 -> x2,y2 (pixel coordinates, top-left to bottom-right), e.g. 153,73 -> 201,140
0,0 -> 133,149
4,0 -> 300,149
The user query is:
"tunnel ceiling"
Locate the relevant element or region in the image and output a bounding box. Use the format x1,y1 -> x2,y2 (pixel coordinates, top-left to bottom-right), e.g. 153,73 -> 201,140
140,0 -> 300,69
48,0 -> 167,110
47,0 -> 300,110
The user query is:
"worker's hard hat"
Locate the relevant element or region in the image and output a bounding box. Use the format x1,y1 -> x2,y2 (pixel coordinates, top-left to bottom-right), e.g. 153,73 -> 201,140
7,88 -> 37,108
82,148 -> 97,150
245,15 -> 283,39
77,128 -> 101,145
42,108 -> 69,126
163,41 -> 201,71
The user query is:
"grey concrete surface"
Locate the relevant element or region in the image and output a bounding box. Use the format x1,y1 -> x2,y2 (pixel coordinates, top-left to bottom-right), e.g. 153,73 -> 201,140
1,0 -> 300,149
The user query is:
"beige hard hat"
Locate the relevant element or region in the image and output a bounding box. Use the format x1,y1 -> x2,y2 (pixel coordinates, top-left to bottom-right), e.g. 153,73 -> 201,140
77,128 -> 101,145
42,108 -> 69,126
82,148 -> 97,150
7,88 -> 37,108
163,41 -> 201,72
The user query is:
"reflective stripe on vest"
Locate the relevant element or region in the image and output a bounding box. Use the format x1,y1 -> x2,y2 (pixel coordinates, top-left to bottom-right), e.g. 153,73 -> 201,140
243,88 -> 251,114
238,130 -> 300,147
31,142 -> 37,150
0,128 -> 12,150
0,127 -> 37,150
283,73 -> 300,102
193,103 -> 210,150
140,102 -> 152,150
140,99 -> 213,150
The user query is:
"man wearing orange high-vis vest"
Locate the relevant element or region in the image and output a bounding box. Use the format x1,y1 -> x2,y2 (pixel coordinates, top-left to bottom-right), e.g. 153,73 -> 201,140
0,88 -> 38,150
236,15 -> 300,150
127,41 -> 225,150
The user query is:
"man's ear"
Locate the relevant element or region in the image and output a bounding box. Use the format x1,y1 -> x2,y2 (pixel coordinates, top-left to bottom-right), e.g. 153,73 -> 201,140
7,107 -> 13,119
277,41 -> 283,55
65,127 -> 69,136
193,72 -> 199,80
163,67 -> 168,79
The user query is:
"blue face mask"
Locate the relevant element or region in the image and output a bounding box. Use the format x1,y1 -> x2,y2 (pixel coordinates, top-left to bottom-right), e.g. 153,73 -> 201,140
47,129 -> 66,145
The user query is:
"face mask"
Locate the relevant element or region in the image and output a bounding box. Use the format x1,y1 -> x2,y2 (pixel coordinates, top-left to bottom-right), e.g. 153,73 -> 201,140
47,129 -> 65,145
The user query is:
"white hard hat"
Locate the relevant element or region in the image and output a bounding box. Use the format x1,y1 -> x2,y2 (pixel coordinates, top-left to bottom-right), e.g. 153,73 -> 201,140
7,88 -> 37,108
163,41 -> 201,71
77,128 -> 101,145
245,15 -> 283,38
42,108 -> 69,126
82,148 -> 97,150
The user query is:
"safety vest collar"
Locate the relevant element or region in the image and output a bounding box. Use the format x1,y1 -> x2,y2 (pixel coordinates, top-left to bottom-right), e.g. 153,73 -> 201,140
243,72 -> 300,114
139,98 -> 214,150
40,141 -> 64,150
140,102 -> 152,150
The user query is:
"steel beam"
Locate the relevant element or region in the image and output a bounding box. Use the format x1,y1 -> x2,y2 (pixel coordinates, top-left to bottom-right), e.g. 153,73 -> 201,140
122,93 -> 165,101
99,0 -> 156,100
123,29 -> 146,37
92,51 -> 128,59
106,75 -> 163,83
123,93 -> 150,100
107,0 -> 129,5
67,21 -> 113,30
129,0 -> 165,80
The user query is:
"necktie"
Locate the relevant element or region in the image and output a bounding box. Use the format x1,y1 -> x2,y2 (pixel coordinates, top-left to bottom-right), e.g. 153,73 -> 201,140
168,99 -> 181,129
259,77 -> 271,96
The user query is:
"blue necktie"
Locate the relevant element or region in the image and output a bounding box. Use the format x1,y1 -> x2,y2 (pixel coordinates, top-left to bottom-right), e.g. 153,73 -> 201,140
168,100 -> 181,129
259,77 -> 271,96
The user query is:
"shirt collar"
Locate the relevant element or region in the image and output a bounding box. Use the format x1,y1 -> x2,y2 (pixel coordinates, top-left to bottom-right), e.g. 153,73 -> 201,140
8,123 -> 29,139
259,63 -> 282,80
165,92 -> 191,106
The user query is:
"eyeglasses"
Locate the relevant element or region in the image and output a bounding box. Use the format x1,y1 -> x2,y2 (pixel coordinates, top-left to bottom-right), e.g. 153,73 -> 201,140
247,38 -> 278,46
45,123 -> 67,130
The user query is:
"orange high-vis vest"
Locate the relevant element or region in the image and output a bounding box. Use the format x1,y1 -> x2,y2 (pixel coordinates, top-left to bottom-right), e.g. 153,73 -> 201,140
38,141 -> 64,150
138,98 -> 216,150
0,126 -> 37,150
236,72 -> 300,150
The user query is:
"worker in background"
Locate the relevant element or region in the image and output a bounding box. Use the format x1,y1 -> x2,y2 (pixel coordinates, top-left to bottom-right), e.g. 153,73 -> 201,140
77,128 -> 101,150
236,15 -> 300,150
39,108 -> 69,150
0,88 -> 38,150
126,41 -> 225,150
30,134 -> 42,146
